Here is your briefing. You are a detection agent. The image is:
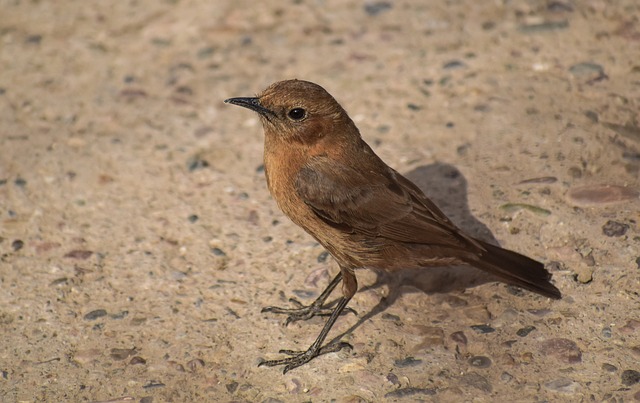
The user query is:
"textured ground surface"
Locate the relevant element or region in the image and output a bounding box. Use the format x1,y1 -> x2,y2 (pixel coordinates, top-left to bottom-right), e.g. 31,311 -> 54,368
1,0 -> 640,401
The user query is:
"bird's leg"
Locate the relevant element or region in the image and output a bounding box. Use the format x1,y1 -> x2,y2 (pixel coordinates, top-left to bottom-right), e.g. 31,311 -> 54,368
259,269 -> 358,373
261,271 -> 356,325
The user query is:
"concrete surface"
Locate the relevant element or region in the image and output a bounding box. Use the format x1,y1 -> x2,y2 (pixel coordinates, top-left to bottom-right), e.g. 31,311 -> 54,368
1,0 -> 639,401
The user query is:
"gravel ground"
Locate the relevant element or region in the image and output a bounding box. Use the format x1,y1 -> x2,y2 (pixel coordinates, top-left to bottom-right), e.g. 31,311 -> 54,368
1,0 -> 639,401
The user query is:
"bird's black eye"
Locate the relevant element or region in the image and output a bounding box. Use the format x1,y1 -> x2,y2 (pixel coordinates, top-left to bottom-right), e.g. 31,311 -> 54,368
287,108 -> 306,121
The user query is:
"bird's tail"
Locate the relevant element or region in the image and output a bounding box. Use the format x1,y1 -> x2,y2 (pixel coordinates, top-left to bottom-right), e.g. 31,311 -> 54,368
464,239 -> 562,299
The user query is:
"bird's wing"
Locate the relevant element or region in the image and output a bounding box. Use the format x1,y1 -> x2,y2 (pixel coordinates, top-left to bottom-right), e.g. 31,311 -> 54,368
294,155 -> 478,249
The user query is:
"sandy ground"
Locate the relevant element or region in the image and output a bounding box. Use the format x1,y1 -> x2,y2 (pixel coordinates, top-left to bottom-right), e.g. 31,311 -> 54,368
1,0 -> 639,401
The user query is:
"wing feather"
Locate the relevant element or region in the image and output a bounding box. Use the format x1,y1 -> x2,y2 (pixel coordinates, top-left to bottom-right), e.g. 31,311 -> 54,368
294,155 -> 478,249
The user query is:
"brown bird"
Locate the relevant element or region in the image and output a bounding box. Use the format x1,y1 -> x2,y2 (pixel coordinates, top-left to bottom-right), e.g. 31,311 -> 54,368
224,79 -> 561,373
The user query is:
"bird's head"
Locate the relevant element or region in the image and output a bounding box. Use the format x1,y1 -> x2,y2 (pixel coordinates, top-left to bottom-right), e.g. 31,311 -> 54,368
225,79 -> 356,144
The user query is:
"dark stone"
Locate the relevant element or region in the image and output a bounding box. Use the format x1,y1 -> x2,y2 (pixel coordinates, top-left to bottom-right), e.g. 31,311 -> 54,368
364,1 -> 392,16
226,381 -> 239,393
602,220 -> 629,237
84,309 -> 107,321
517,326 -> 536,337
317,251 -> 329,263
394,357 -> 423,368
211,248 -> 226,256
11,239 -> 24,251
468,356 -> 492,368
384,387 -> 436,398
470,324 -> 495,334
621,369 -> 640,386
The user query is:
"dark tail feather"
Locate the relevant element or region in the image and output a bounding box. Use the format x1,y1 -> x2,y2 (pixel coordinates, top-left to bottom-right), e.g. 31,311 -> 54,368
466,239 -> 562,299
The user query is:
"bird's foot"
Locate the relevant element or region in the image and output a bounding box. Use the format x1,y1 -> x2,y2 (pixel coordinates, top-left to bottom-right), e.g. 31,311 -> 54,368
258,341 -> 352,374
261,297 -> 356,325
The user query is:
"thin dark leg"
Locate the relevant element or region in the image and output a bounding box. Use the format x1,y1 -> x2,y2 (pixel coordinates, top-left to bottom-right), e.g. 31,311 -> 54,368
258,294 -> 354,373
261,272 -> 356,325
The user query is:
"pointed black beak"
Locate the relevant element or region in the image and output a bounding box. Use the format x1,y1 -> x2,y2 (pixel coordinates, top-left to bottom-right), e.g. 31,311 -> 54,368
224,97 -> 274,118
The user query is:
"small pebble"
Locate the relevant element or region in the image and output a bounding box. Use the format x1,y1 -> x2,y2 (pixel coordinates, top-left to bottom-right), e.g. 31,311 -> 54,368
460,372 -> 492,393
394,357 -> 423,368
14,177 -> 27,187
386,372 -> 400,386
443,60 -> 466,70
364,1 -> 392,16
226,381 -> 239,393
566,185 -> 639,207
602,220 -> 629,237
187,358 -> 205,372
384,387 -> 436,398
506,285 -> 525,297
187,156 -> 209,171
130,356 -> 147,365
602,363 -> 617,373
569,62 -> 606,81
11,239 -> 24,251
84,309 -> 107,321
382,313 -> 401,322
573,266 -> 594,284
482,21 -> 495,30
188,214 -> 199,223
450,331 -> 468,345
317,251 -> 329,263
517,326 -> 536,337
544,378 -> 579,393
468,356 -> 492,368
471,324 -> 495,334
500,372 -> 513,383
110,348 -> 136,360
64,250 -> 93,260
518,176 -> 557,185
211,247 -> 226,256
622,370 -> 640,386
540,338 -> 582,364
582,111 -> 599,124
143,381 -> 165,390
110,311 -> 129,320
601,327 -> 612,338
25,34 -> 42,44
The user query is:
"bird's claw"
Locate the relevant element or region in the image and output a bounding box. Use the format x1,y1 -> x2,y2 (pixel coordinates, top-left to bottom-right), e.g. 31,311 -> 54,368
261,298 -> 357,325
258,342 -> 352,373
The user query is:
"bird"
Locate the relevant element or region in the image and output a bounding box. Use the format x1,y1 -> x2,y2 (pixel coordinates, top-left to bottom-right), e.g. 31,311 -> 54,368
224,79 -> 561,373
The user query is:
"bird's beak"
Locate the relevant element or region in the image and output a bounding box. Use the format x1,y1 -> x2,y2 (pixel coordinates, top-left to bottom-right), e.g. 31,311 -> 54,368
224,97 -> 275,118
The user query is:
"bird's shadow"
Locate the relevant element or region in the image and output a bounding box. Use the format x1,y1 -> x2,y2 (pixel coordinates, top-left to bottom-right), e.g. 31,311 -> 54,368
325,162 -> 505,346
